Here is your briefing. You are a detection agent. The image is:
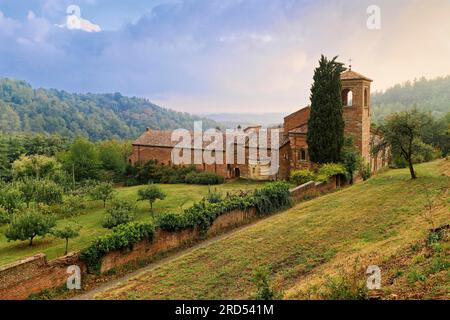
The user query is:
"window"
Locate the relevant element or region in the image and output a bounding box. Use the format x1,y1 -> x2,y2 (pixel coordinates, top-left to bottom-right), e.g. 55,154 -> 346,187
342,89 -> 353,107
299,149 -> 307,161
364,88 -> 369,107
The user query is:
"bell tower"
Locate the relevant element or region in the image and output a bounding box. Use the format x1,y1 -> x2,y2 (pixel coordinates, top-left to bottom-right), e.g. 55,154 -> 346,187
340,68 -> 373,163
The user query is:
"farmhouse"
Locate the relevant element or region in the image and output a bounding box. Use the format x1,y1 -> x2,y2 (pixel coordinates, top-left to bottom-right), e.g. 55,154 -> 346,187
129,69 -> 389,180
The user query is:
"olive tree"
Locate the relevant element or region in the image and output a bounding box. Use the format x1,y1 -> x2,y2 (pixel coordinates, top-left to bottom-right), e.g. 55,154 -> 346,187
5,210 -> 56,246
137,185 -> 166,212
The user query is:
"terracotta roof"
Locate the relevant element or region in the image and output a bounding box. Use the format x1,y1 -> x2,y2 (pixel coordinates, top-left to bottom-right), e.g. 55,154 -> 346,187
133,128 -> 285,150
340,70 -> 373,82
288,124 -> 308,135
284,106 -> 310,120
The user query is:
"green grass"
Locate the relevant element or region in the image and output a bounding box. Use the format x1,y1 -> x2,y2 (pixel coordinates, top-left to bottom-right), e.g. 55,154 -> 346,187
94,160 -> 449,300
0,179 -> 265,267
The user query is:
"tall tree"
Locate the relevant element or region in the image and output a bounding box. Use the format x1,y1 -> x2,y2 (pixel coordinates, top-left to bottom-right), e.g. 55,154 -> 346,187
307,56 -> 346,164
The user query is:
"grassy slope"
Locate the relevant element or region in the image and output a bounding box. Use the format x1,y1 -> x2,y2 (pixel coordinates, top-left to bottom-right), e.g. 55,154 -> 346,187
95,160 -> 449,300
0,180 -> 265,267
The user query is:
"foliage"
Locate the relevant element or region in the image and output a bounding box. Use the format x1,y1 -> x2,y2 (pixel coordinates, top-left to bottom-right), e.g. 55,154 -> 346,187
12,155 -> 62,180
137,185 -> 166,211
58,138 -> 102,181
252,182 -> 292,215
102,199 -> 136,229
0,184 -> 23,213
374,109 -> 433,179
80,221 -> 156,273
60,195 -> 87,217
5,210 -> 56,246
16,177 -> 37,208
185,172 -> 224,185
0,206 -> 10,225
341,137 -> 363,183
125,162 -> 198,185
251,267 -> 281,300
205,187 -> 223,203
52,222 -> 81,255
34,179 -> 64,205
307,55 -> 346,164
290,169 -> 316,186
0,78 -> 220,141
359,162 -> 372,181
316,163 -> 347,183
97,140 -> 132,181
89,182 -> 114,208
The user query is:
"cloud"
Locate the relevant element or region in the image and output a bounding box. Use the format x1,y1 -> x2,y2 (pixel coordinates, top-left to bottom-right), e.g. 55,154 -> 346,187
1,0 -> 450,114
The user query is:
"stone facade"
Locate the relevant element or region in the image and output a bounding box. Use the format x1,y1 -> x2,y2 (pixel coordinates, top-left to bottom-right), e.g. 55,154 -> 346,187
129,69 -> 389,180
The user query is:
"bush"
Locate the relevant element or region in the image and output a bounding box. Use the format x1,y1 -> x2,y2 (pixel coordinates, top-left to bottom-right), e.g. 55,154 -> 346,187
102,200 -> 136,229
5,210 -> 56,246
80,221 -> 156,273
185,172 -> 224,185
60,195 -> 87,217
156,212 -> 187,232
290,169 -> 316,186
252,182 -> 291,215
205,188 -> 223,203
359,163 -> 372,181
316,163 -> 347,183
0,206 -> 11,225
251,267 -> 281,300
34,180 -> 64,205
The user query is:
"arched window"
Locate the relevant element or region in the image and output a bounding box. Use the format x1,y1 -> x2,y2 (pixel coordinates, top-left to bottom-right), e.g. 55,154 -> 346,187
299,148 -> 307,161
364,88 -> 369,107
342,89 -> 353,107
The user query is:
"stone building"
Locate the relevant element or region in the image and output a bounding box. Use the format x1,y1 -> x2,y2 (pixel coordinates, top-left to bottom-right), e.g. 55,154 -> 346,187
129,69 -> 389,180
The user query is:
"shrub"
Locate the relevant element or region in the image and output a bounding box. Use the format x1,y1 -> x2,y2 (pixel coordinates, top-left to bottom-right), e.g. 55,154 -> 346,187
0,206 -> 11,225
316,163 -> 347,183
80,221 -> 156,273
290,169 -> 316,186
5,210 -> 56,246
102,200 -> 136,229
252,182 -> 291,215
205,188 -> 222,203
359,162 -> 372,181
185,172 -> 224,185
156,212 -> 187,232
251,267 -> 281,300
34,180 -> 64,205
60,195 -> 87,217
137,185 -> 166,212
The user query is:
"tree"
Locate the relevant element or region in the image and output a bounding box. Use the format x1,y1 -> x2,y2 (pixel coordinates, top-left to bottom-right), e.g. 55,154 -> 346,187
52,222 -> 81,255
12,155 -> 62,180
0,184 -> 23,213
17,177 -> 37,208
34,179 -> 64,205
375,109 -> 432,179
307,55 -> 346,164
137,185 -> 166,212
98,140 -> 132,178
5,210 -> 56,246
58,138 -> 102,182
102,199 -> 136,229
90,182 -> 114,208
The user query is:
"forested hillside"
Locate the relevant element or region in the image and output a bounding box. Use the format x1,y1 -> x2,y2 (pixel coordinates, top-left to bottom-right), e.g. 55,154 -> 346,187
0,78 -> 219,140
372,76 -> 450,123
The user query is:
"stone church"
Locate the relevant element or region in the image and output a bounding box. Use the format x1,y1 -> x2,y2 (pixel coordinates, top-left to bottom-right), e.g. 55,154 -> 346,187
129,69 -> 389,180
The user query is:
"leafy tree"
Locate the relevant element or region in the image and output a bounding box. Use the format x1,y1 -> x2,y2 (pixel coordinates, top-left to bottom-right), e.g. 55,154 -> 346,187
90,182 -> 114,208
52,222 -> 81,255
34,179 -> 64,205
102,199 -> 136,229
307,56 -> 346,164
0,184 -> 23,213
58,138 -> 102,182
5,210 -> 56,246
16,177 -> 37,208
138,185 -> 166,212
375,109 -> 432,179
98,140 -> 132,177
12,155 -> 62,180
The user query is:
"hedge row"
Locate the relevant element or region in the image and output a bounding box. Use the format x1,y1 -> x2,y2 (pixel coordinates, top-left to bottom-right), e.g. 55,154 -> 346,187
80,182 -> 291,273
80,222 -> 155,273
156,181 -> 291,236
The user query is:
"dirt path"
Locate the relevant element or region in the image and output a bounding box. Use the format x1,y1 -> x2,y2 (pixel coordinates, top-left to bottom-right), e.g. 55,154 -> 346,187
70,215 -> 275,300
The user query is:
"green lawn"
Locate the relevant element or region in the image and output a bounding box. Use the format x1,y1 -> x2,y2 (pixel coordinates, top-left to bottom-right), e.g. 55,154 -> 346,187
94,160 -> 449,300
0,180 -> 266,267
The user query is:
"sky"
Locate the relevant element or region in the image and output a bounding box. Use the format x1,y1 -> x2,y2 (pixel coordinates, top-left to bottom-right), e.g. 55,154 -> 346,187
0,0 -> 450,114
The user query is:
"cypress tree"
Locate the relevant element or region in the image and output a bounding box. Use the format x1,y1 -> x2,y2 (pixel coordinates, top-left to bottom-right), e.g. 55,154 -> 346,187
307,55 -> 346,164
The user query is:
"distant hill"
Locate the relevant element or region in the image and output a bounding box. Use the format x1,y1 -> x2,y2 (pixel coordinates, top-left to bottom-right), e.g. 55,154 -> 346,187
0,78 -> 220,141
372,76 -> 450,123
201,112 -> 284,128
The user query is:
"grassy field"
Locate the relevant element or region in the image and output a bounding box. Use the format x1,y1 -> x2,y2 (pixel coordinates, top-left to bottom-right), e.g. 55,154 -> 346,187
95,160 -> 449,300
0,180 -> 266,267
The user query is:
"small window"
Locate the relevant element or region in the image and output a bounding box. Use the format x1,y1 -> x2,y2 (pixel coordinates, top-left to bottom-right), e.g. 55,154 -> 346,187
364,88 -> 369,107
342,89 -> 353,107
299,149 -> 307,161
